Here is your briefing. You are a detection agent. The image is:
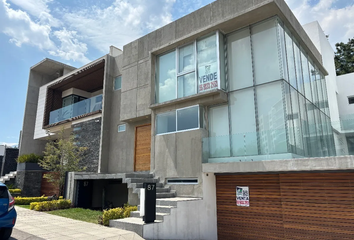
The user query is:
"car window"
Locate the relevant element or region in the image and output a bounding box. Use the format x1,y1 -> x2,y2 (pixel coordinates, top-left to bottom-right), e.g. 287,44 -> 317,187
0,187 -> 8,198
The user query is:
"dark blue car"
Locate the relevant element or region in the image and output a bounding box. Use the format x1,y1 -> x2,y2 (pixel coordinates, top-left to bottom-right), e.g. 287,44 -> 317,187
0,183 -> 16,240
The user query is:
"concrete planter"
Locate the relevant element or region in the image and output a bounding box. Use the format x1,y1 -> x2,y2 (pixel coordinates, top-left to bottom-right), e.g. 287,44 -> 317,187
17,163 -> 44,171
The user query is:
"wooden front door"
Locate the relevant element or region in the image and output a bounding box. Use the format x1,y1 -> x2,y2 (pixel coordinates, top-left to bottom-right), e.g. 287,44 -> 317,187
134,124 -> 151,171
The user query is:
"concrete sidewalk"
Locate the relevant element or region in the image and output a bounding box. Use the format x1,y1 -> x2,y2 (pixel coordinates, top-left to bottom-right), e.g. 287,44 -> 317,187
14,206 -> 144,240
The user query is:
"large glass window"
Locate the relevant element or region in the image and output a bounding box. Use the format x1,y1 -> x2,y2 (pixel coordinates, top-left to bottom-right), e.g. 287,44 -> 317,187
229,88 -> 258,156
285,29 -> 297,89
156,51 -> 176,103
197,34 -> 218,93
156,33 -> 220,103
293,41 -> 305,95
156,111 -> 176,134
177,106 -> 199,131
177,44 -> 196,98
209,105 -> 230,158
156,106 -> 200,135
251,19 -> 281,84
256,82 -> 287,154
228,28 -> 253,91
301,51 -> 312,102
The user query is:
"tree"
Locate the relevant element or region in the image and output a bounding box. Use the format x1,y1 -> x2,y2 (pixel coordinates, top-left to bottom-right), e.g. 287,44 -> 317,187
334,38 -> 354,76
39,129 -> 87,196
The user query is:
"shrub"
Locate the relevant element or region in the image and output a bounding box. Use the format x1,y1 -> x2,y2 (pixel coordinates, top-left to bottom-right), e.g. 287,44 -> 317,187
123,206 -> 138,218
14,196 -> 48,205
9,189 -> 21,195
30,199 -> 71,211
100,205 -> 138,226
17,153 -> 42,163
102,207 -> 124,226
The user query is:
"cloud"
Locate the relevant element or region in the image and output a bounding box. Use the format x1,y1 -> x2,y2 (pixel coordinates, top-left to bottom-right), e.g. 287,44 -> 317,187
0,142 -> 18,147
0,0 -> 55,50
285,0 -> 354,47
0,0 -> 91,63
61,0 -> 176,52
8,0 -> 60,27
49,28 -> 90,64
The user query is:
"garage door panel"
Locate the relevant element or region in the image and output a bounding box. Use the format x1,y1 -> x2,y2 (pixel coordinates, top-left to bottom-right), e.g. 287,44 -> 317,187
217,172 -> 354,239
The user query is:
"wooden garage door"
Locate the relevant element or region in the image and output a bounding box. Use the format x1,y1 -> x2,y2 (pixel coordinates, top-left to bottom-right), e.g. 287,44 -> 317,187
134,124 -> 151,171
216,174 -> 284,239
216,172 -> 354,239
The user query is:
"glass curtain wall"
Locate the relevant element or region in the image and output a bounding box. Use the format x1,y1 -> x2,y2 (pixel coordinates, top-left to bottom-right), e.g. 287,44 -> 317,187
207,17 -> 335,161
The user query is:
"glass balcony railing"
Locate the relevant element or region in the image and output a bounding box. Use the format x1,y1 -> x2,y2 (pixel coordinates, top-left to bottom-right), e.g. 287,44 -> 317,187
202,125 -> 346,163
340,114 -> 354,132
49,94 -> 102,125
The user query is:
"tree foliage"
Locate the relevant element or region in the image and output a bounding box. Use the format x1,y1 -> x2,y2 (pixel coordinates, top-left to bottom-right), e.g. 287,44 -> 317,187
334,38 -> 354,76
39,130 -> 87,196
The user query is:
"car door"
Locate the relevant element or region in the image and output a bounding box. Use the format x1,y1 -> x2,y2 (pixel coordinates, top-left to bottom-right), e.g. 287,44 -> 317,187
0,186 -> 9,215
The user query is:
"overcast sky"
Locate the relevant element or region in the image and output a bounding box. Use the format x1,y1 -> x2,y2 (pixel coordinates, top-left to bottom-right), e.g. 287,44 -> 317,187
0,0 -> 353,147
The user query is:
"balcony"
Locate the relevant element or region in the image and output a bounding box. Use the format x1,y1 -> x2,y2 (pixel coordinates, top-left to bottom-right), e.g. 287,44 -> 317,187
202,124 -> 346,163
49,94 -> 102,125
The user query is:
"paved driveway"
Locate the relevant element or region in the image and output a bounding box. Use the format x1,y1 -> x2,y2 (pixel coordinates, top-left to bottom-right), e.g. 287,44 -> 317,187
13,207 -> 144,240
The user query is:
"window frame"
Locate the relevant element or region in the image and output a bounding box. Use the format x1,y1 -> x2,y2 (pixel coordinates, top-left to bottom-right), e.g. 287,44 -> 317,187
155,31 -> 221,103
114,75 -> 122,91
156,105 -> 201,136
348,96 -> 354,105
118,124 -> 126,132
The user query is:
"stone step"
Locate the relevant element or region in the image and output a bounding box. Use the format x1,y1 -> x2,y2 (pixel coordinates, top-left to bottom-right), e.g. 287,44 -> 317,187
156,191 -> 176,198
156,197 -> 201,207
110,217 -> 162,237
128,182 -> 164,189
125,178 -> 159,184
138,205 -> 176,214
133,186 -> 170,194
130,211 -> 169,221
124,173 -> 154,179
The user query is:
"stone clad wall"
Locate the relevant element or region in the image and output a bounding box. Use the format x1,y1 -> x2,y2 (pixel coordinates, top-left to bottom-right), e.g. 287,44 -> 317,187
1,148 -> 19,176
73,117 -> 102,173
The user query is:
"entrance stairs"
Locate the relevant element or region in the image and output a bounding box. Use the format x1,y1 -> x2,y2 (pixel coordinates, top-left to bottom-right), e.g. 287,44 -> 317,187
112,173 -> 202,238
123,172 -> 175,198
0,171 -> 17,184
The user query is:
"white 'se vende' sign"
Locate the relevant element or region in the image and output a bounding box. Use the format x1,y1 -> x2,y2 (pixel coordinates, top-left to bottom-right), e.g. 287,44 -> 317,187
236,186 -> 249,207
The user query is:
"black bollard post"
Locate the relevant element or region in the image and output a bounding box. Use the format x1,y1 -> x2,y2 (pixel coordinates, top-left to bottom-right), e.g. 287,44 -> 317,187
143,182 -> 156,223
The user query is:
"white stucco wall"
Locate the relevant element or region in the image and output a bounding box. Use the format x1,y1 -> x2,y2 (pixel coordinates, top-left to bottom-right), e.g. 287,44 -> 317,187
336,72 -> 354,117
303,22 -> 340,125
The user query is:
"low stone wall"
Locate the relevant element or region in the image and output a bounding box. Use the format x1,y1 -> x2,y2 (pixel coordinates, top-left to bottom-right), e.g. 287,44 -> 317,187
16,170 -> 43,197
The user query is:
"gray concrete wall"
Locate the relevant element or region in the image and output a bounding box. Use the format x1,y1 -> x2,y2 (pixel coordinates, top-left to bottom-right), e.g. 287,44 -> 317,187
101,54 -> 152,173
99,55 -> 112,173
143,173 -> 217,240
203,155 -> 354,173
153,129 -> 207,197
19,71 -> 53,156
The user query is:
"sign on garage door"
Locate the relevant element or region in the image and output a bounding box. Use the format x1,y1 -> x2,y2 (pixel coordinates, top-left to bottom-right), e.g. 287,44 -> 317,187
236,186 -> 249,207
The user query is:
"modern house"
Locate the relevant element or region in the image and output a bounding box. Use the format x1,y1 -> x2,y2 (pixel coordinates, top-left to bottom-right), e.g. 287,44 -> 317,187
19,0 -> 354,239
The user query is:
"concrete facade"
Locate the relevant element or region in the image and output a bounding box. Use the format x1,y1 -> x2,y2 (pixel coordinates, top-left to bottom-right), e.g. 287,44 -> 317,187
18,0 -> 354,238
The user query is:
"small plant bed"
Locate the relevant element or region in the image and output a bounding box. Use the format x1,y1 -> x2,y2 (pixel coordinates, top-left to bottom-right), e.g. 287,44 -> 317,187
30,199 -> 71,211
47,208 -> 103,224
100,205 -> 138,226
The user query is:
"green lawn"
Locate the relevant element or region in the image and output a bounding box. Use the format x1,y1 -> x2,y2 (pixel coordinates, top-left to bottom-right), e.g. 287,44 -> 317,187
16,205 -> 30,209
46,208 -> 102,224
16,205 -> 102,224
